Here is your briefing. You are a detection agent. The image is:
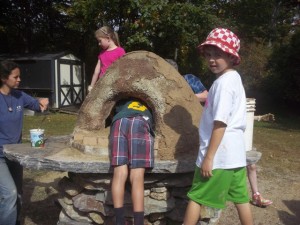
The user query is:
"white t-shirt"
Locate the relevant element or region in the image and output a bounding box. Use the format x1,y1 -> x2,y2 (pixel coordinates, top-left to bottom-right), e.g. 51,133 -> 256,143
196,70 -> 247,169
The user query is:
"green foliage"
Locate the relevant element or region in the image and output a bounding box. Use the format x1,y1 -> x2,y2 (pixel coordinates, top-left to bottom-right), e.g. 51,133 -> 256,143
238,42 -> 271,91
121,1 -> 223,77
55,0 -> 225,81
0,0 -> 75,53
264,29 -> 300,105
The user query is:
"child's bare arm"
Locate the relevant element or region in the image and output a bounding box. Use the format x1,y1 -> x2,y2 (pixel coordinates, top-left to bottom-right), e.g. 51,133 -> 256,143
89,60 -> 101,90
201,121 -> 226,177
195,90 -> 208,103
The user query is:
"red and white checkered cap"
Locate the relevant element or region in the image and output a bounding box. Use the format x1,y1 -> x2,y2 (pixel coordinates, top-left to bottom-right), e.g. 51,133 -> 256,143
198,28 -> 241,65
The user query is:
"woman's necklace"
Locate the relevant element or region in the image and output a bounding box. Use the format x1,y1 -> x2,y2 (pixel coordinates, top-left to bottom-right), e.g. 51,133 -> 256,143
0,92 -> 13,112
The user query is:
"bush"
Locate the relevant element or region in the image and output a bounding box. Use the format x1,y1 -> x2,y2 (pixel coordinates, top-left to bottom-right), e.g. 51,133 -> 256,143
265,29 -> 300,106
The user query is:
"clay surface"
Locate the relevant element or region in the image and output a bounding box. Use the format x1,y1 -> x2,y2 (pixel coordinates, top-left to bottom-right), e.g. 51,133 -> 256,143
73,51 -> 202,160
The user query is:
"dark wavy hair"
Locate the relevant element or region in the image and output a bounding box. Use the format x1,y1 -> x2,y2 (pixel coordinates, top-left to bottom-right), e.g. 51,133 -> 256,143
0,60 -> 19,86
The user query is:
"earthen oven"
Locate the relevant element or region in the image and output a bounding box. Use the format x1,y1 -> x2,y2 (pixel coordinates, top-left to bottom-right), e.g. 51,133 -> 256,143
59,51 -> 207,224
71,51 -> 202,162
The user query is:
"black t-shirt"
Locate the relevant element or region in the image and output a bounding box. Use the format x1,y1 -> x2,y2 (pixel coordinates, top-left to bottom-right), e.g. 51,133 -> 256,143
112,99 -> 154,131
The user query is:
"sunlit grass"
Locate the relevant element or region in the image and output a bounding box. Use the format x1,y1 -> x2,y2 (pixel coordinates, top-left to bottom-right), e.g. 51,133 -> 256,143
22,112 -> 77,140
253,113 -> 300,176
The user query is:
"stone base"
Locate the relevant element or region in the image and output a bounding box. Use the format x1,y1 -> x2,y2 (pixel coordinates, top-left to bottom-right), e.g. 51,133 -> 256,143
57,172 -> 221,225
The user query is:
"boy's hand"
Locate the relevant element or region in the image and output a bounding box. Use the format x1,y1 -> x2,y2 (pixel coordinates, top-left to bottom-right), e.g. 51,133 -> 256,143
201,120 -> 226,178
201,157 -> 213,177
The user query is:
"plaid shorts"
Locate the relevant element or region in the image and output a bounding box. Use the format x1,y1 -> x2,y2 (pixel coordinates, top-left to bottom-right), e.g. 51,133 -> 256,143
109,116 -> 154,168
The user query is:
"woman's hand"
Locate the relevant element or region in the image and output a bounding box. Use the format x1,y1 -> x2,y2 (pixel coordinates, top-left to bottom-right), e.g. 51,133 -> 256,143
39,98 -> 49,112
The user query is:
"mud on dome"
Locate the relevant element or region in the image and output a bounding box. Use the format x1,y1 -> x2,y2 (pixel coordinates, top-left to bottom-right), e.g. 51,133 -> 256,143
71,51 -> 202,162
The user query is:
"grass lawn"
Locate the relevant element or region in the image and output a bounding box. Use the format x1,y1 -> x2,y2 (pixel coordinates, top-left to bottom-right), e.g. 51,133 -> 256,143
253,110 -> 300,175
22,112 -> 77,140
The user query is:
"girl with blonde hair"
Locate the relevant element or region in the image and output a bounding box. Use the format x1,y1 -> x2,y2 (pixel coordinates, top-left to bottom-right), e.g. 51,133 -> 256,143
88,26 -> 125,91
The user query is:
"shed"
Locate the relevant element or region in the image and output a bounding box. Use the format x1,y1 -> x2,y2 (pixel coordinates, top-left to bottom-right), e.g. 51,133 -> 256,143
0,52 -> 85,109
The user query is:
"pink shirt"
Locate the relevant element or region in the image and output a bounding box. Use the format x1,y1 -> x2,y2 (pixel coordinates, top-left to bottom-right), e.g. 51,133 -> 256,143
98,47 -> 126,78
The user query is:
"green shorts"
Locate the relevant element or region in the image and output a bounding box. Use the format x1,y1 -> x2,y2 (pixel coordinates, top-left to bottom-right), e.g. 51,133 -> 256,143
187,167 -> 249,209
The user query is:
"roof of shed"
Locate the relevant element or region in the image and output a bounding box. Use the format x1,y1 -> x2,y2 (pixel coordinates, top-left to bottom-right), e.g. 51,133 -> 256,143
0,51 -> 75,61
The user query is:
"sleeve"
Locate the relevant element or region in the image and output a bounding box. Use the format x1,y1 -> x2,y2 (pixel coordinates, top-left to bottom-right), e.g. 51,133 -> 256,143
119,47 -> 126,56
184,74 -> 206,94
211,81 -> 234,125
22,92 -> 41,112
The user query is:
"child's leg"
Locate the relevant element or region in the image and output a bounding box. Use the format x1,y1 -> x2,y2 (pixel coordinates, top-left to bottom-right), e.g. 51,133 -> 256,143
112,165 -> 128,225
130,168 -> 145,225
127,116 -> 154,225
183,200 -> 201,225
247,164 -> 272,207
130,168 -> 145,212
229,167 -> 253,224
247,163 -> 258,194
112,165 -> 128,207
235,203 -> 253,225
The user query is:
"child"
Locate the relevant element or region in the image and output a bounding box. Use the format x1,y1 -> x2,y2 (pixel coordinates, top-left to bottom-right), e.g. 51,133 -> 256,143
183,28 -> 253,225
88,26 -> 126,92
109,98 -> 154,225
184,74 -> 272,208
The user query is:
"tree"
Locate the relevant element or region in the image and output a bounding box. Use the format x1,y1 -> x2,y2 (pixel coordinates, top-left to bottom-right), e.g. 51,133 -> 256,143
0,0 -> 74,53
265,29 -> 300,105
62,0 -> 224,81
1,0 -> 298,102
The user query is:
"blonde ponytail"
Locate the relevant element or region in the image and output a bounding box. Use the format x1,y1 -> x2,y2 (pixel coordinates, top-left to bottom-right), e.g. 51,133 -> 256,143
95,26 -> 121,46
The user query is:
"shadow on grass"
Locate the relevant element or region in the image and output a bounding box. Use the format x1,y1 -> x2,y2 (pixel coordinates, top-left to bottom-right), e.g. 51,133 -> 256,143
21,171 -> 62,225
278,200 -> 300,225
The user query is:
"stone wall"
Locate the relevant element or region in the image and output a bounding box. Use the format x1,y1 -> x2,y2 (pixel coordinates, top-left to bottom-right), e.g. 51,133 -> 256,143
57,172 -> 221,225
57,172 -> 191,225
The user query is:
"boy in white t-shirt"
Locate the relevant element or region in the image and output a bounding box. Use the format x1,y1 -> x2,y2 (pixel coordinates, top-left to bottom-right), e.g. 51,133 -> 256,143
183,28 -> 253,225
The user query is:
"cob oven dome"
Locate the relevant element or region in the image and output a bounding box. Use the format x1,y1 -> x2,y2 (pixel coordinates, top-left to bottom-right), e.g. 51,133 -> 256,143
71,51 -> 202,162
